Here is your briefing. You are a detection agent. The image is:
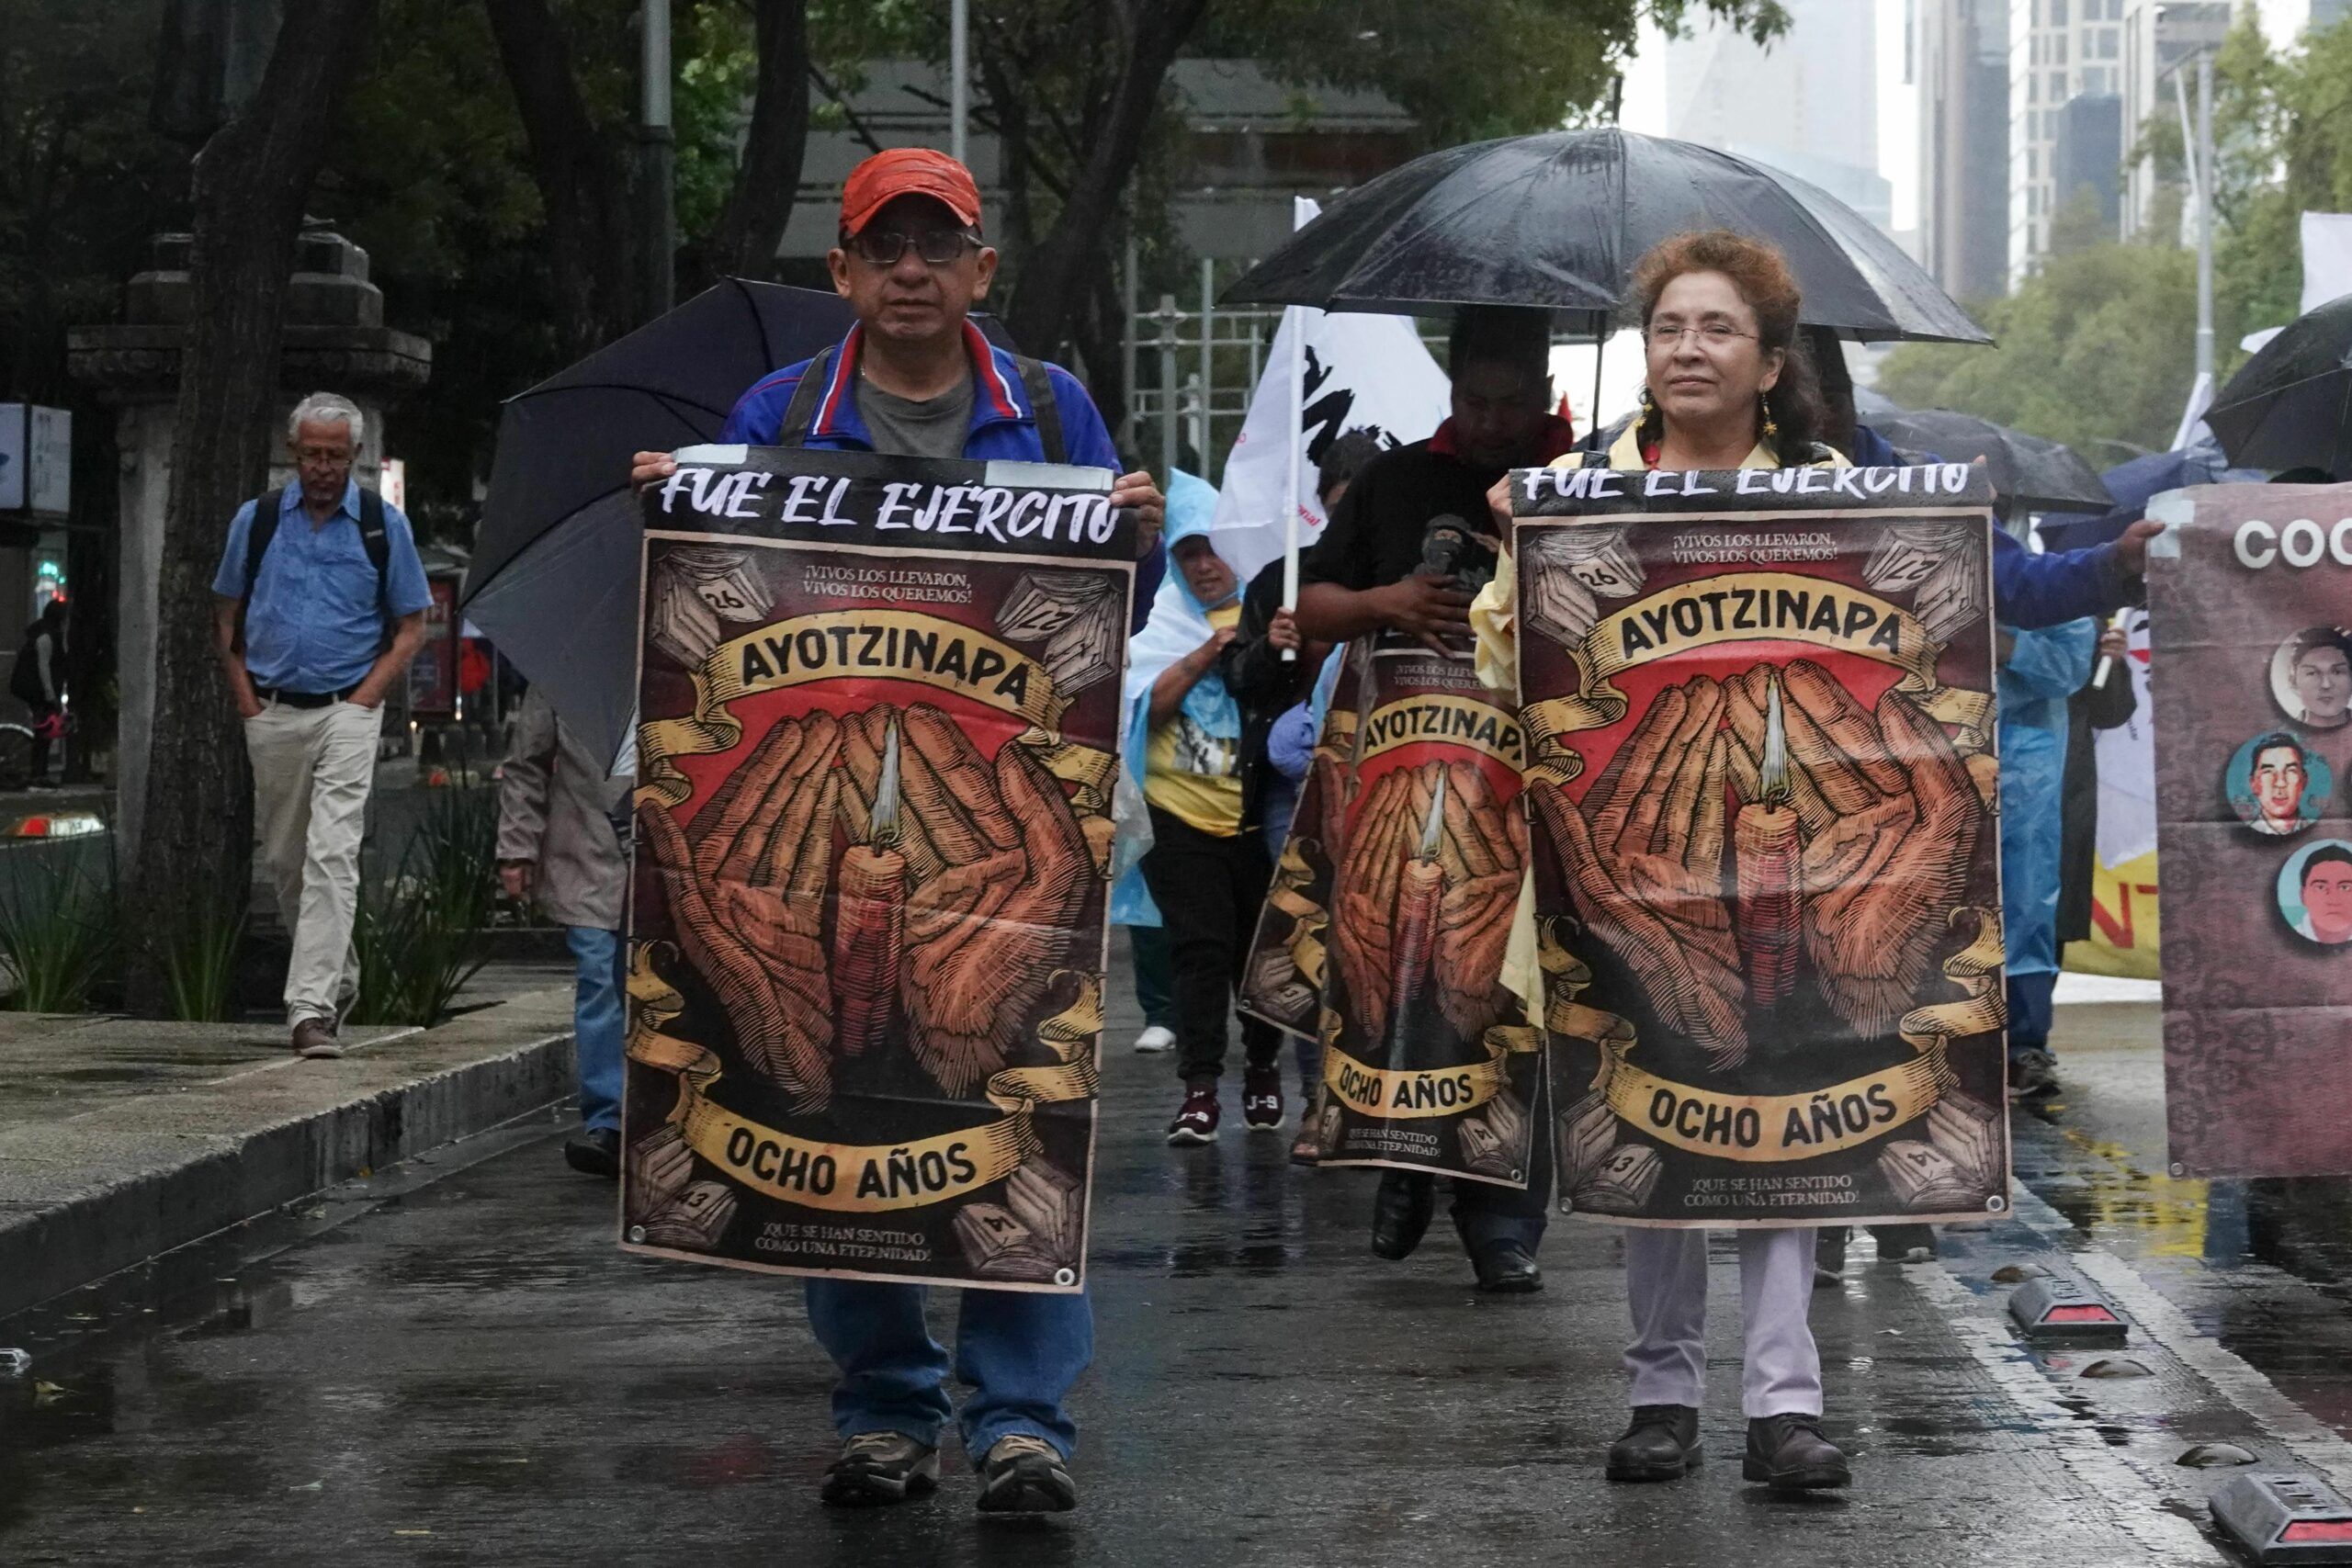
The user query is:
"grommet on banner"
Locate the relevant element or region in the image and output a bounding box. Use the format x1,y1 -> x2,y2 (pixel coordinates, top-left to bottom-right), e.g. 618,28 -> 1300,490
2170,1161 -> 2188,1178
2211,1472 -> 2352,1564
2007,1277 -> 2129,1345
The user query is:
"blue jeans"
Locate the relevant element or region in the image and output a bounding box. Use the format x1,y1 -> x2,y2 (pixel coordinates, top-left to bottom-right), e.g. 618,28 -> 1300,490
565,926 -> 625,1133
803,1280 -> 1092,1461
2007,969 -> 2058,1057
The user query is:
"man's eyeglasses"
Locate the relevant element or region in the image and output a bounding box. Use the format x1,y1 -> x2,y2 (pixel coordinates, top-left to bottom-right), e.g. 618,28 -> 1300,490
1646,321 -> 1756,349
848,228 -> 982,267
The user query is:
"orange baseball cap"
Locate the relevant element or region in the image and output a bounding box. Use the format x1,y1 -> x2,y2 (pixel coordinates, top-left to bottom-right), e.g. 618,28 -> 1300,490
840,148 -> 983,238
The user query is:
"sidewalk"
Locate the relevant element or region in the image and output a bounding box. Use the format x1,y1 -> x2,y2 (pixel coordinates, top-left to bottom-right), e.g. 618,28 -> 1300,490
0,964 -> 580,1321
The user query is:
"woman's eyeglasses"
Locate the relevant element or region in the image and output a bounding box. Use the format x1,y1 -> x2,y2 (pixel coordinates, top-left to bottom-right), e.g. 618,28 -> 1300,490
1646,321 -> 1756,348
848,229 -> 982,267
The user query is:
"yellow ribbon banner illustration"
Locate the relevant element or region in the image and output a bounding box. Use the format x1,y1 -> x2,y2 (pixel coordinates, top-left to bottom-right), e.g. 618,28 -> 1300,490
1320,1022 -> 1542,1121
1521,571 -> 1991,780
639,608 -> 1109,807
1537,913 -> 1997,1166
627,947 -> 1099,1213
1357,694 -> 1525,771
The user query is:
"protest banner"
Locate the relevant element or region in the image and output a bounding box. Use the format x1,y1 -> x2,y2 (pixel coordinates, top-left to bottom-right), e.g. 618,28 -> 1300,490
1238,646 -> 1365,1040
621,447 -> 1134,1290
1308,638 -> 1540,1188
2147,485 -> 2352,1177
1512,462 -> 2010,1226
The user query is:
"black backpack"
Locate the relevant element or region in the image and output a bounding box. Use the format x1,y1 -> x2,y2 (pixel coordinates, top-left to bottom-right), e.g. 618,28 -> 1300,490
238,482 -> 394,649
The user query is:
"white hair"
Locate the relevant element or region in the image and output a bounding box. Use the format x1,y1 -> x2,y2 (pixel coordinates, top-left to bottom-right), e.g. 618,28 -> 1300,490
288,391 -> 365,446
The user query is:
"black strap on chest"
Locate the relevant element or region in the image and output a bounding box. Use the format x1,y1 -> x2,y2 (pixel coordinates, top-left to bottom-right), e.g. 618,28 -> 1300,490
774,343 -> 1069,465
240,483 -> 392,649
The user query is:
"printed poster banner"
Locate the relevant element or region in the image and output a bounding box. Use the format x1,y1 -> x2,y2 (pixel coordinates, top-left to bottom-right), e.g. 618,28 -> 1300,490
2147,484 -> 2352,1177
1309,638 -> 1540,1188
1511,462 -> 2010,1227
1239,647 -> 1366,1039
623,446 -> 1134,1290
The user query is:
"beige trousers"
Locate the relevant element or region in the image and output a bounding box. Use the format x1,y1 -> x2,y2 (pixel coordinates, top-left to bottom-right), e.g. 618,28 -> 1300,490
244,697 -> 381,1026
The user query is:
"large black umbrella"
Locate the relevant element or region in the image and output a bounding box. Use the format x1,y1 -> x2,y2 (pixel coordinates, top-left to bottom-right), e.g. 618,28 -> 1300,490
1853,394 -> 2113,513
2207,292 -> 2352,476
1221,130 -> 1989,344
460,280 -> 1010,767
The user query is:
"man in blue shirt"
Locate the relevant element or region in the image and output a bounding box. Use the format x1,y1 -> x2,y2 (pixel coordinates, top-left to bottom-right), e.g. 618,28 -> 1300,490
212,392 -> 430,1058
629,149 -> 1163,1518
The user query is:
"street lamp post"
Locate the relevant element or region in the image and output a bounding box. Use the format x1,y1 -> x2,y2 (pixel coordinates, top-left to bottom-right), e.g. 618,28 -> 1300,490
641,0 -> 674,323
950,0 -> 969,165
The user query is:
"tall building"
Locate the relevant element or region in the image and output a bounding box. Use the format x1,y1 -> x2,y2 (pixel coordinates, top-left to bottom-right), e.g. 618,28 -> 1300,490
1917,0 -> 2014,302
2119,0 -> 2230,239
1663,0 -> 1895,235
2009,0 -> 2130,280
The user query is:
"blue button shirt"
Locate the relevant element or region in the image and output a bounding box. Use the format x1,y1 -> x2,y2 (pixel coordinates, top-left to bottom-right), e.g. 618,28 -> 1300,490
211,479 -> 432,694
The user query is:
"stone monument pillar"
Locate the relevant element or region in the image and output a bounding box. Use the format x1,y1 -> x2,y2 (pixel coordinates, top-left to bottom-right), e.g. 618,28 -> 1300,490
67,224 -> 430,855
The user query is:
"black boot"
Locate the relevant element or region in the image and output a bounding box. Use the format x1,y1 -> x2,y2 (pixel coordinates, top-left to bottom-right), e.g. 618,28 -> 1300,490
1743,1414 -> 1851,1490
1469,1238 -> 1544,1294
1371,1169 -> 1435,1259
1606,1404 -> 1702,1482
564,1127 -> 619,1179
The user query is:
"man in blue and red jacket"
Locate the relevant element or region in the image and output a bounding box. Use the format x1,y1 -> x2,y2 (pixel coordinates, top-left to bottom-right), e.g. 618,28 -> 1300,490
631,148 -> 1163,1517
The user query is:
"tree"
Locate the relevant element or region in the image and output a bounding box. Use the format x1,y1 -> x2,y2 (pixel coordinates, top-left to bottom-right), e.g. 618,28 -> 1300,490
1876,240 -> 2202,458
133,0 -> 380,1012
483,0 -> 818,357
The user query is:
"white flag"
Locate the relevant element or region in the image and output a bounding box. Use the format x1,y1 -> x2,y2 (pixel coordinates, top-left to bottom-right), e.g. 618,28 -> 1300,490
2095,609 -> 2157,868
1206,197 -> 1452,585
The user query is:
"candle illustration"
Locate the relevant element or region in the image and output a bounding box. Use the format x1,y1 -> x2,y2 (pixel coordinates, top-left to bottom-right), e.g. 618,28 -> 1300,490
1735,674 -> 1803,1010
1385,773 -> 1449,1063
833,716 -> 907,1058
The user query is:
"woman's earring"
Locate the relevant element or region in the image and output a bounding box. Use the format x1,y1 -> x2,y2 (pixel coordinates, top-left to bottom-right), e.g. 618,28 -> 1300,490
1758,392 -> 1779,440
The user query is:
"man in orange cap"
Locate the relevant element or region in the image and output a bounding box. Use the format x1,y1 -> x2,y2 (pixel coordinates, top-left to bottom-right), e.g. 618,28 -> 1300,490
631,148 -> 1162,1517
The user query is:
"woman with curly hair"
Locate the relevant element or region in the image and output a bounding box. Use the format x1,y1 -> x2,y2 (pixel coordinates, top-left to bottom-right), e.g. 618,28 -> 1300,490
1478,230 -> 1853,1492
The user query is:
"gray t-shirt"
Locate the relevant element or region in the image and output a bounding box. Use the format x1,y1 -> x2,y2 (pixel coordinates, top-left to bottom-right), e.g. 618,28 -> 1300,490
856,374 -> 974,461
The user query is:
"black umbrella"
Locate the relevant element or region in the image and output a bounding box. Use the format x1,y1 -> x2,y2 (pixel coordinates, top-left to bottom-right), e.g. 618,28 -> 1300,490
1220,130 -> 1989,344
2207,293 -> 2352,477
459,279 -> 1010,766
1852,396 -> 2113,513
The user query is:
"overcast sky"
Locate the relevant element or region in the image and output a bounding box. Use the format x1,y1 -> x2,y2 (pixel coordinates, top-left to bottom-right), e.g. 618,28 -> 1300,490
1619,0 -> 1921,235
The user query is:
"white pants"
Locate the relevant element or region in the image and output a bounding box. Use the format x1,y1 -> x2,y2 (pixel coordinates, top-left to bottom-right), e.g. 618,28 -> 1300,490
1623,1227 -> 1823,1418
245,698 -> 380,1026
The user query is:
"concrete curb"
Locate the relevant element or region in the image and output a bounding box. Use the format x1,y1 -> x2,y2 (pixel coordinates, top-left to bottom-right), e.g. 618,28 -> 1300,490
0,987 -> 577,1322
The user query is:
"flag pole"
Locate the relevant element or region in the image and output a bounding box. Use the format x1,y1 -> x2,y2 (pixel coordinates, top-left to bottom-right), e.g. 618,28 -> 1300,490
1281,303 -> 1305,662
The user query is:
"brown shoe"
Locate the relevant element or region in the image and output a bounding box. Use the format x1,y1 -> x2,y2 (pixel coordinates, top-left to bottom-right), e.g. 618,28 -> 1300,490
292,1017 -> 344,1059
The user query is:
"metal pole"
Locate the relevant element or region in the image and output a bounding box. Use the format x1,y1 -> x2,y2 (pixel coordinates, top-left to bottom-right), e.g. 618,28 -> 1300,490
640,0 -> 674,321
1158,294 -> 1180,479
950,0 -> 969,165
1122,236 -> 1138,446
1282,304 -> 1305,630
1200,257 -> 1216,480
1589,332 -> 1605,443
2195,51 -> 2215,385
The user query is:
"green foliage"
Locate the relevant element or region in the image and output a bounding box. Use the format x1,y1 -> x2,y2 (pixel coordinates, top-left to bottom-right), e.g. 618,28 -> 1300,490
0,849 -> 118,1014
1207,0 -> 1789,148
160,894 -> 244,1024
350,788 -> 497,1027
0,0 -> 185,401
1877,241 -> 2200,458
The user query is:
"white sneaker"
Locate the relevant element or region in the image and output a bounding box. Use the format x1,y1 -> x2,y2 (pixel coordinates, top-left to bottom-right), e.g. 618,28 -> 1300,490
1132,1025 -> 1175,1054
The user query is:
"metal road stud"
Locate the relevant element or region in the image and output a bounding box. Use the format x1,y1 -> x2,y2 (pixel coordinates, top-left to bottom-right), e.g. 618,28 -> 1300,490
2007,1276 -> 2130,1346
2212,1473 -> 2352,1565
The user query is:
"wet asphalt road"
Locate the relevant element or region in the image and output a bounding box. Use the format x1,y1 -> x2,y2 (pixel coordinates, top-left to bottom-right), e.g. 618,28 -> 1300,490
8,980 -> 2352,1566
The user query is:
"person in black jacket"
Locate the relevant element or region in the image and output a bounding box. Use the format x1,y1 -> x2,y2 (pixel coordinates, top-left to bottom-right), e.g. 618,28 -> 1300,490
1290,304 -> 1577,1294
